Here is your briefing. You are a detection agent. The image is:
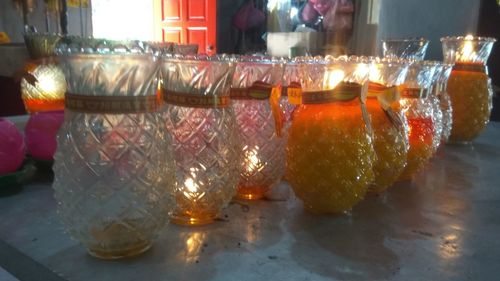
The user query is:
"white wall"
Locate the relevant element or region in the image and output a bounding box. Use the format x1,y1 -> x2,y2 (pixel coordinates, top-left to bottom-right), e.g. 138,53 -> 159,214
91,0 -> 155,41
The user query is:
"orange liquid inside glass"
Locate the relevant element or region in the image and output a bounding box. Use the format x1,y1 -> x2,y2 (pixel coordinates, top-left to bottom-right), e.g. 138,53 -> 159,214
399,117 -> 434,180
447,68 -> 490,143
287,100 -> 374,214
23,98 -> 65,113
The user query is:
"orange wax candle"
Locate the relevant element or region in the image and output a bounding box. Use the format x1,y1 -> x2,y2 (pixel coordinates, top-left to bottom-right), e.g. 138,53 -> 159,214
287,99 -> 375,214
399,116 -> 434,180
447,63 -> 490,143
23,98 -> 65,113
365,98 -> 407,194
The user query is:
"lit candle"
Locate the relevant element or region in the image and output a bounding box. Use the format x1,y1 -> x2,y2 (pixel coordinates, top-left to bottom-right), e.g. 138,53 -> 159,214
21,63 -> 67,113
441,35 -> 496,143
287,58 -> 375,214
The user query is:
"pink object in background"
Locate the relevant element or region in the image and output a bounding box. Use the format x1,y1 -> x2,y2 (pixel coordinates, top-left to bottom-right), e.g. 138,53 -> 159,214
25,111 -> 64,161
0,119 -> 26,175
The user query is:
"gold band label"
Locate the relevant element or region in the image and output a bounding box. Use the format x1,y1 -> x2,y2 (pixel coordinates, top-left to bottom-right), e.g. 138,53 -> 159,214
65,93 -> 160,113
230,81 -> 273,100
367,82 -> 400,109
453,63 -> 486,73
302,82 -> 361,104
163,90 -> 230,108
401,87 -> 427,99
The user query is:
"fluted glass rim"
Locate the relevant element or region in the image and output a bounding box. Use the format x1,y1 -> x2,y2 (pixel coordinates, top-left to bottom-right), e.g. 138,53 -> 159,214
55,37 -> 159,57
382,37 -> 430,43
440,35 -> 496,43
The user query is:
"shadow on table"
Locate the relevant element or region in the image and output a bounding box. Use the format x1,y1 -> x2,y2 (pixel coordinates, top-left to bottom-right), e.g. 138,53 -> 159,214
287,147 -> 477,280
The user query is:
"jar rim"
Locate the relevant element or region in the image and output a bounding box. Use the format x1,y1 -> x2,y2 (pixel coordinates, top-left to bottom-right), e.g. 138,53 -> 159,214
382,37 -> 429,43
440,36 -> 497,43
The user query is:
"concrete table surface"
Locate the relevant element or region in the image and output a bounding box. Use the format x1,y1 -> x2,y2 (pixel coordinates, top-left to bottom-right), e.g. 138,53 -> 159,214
0,122 -> 499,281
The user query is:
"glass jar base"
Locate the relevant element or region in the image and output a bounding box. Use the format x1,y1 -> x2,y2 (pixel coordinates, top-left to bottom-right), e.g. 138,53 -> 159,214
170,212 -> 218,226
235,185 -> 269,201
87,240 -> 151,260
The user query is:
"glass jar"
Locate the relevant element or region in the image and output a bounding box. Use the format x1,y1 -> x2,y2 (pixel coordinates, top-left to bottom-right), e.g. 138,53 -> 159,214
161,55 -> 241,226
21,62 -> 67,113
381,38 -> 429,61
287,57 -> 375,214
398,61 -> 437,180
437,64 -> 454,143
441,35 -> 496,143
21,33 -> 66,113
231,56 -> 287,200
366,57 -> 409,194
53,40 -> 176,259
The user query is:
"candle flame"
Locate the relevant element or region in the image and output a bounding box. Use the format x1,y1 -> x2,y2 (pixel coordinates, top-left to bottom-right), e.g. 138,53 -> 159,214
324,69 -> 345,90
368,64 -> 382,83
459,34 -> 476,62
185,178 -> 198,193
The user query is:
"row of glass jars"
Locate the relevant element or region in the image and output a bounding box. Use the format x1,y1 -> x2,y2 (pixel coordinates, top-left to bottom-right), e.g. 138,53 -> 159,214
51,36 -> 495,260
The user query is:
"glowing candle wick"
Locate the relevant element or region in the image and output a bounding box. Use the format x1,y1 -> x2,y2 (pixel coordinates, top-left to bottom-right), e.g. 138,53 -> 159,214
185,177 -> 198,193
324,69 -> 345,90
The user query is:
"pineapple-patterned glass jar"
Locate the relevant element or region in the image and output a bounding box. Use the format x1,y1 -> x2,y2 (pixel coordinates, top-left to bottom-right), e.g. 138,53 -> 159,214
53,40 -> 176,259
231,56 -> 286,200
437,64 -> 454,143
366,57 -> 409,194
21,33 -> 66,113
398,61 -> 437,180
161,54 -> 241,226
382,38 -> 429,61
441,35 -> 496,143
287,57 -> 375,214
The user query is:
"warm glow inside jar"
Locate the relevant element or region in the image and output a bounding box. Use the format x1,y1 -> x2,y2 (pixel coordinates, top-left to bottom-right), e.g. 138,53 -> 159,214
398,62 -> 437,180
162,55 -> 241,226
365,58 -> 409,194
21,62 -> 67,113
287,59 -> 375,214
441,35 -> 496,143
231,57 -> 286,200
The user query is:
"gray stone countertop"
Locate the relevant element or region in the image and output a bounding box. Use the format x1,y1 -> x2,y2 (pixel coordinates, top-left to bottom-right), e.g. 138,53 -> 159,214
0,121 -> 499,281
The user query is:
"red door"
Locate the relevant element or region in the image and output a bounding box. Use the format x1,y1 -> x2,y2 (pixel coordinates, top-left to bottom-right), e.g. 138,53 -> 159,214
156,0 -> 217,55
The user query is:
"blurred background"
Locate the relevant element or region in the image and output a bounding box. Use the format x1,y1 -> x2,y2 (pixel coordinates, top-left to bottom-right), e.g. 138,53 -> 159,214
1,0 -> 499,119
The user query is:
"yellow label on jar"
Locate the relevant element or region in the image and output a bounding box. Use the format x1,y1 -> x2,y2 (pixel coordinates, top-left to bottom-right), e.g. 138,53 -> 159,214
270,86 -> 284,137
287,87 -> 302,105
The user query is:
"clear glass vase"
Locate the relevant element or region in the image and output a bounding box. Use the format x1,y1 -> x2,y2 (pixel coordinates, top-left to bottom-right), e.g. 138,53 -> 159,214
161,55 -> 241,226
53,40 -> 176,259
398,61 -> 437,180
441,36 -> 496,143
382,38 -> 429,61
366,57 -> 409,194
287,57 -> 375,214
231,56 -> 287,200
